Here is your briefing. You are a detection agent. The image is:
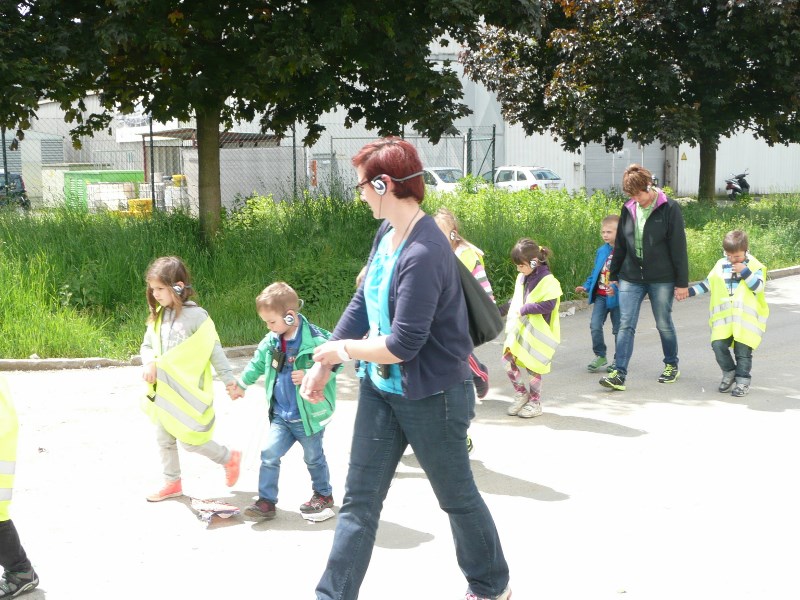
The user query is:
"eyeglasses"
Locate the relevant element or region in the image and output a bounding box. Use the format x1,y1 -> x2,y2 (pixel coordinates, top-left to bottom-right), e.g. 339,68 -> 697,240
355,179 -> 370,191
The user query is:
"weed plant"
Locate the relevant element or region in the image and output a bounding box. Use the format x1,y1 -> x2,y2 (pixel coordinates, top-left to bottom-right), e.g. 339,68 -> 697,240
0,191 -> 798,359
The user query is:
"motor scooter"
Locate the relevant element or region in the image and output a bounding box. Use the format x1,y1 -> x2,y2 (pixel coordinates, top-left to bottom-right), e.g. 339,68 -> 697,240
725,170 -> 750,200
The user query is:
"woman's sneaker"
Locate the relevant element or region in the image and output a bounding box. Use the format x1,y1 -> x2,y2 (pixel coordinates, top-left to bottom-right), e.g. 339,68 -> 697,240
600,370 -> 626,391
658,364 -> 680,383
587,356 -> 608,372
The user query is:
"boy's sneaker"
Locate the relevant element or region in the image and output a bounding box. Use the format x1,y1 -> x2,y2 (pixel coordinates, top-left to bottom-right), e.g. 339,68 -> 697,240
244,498 -> 276,520
300,491 -> 334,514
146,479 -> 183,502
587,356 -> 608,372
466,435 -> 474,454
718,370 -> 736,393
731,383 -> 750,397
0,569 -> 39,598
507,392 -> 529,416
600,370 -> 626,391
224,450 -> 241,487
517,401 -> 543,418
658,364 -> 680,383
465,585 -> 512,600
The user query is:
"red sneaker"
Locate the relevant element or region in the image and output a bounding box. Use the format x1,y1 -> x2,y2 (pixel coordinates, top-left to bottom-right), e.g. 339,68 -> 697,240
146,479 -> 183,502
224,450 -> 241,487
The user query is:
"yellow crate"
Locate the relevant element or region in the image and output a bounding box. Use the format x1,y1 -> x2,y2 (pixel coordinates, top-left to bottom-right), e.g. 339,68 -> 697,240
128,199 -> 154,214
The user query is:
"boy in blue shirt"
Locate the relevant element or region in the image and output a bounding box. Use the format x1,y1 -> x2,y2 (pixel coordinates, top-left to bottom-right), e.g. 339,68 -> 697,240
230,282 -> 337,521
575,214 -> 621,372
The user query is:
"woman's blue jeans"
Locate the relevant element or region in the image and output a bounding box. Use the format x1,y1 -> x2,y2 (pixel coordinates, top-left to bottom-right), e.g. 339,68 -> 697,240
315,377 -> 509,600
615,280 -> 679,375
258,414 -> 331,504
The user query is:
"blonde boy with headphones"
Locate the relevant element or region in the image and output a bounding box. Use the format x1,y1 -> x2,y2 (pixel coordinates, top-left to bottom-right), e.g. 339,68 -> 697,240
229,282 -> 338,522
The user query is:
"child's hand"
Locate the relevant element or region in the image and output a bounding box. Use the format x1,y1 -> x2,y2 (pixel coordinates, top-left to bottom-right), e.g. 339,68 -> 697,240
575,286 -> 587,294
291,370 -> 305,385
142,362 -> 157,384
731,261 -> 746,274
226,382 -> 245,400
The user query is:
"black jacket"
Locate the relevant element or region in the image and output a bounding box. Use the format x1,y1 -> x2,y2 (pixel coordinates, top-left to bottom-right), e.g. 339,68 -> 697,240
609,193 -> 689,288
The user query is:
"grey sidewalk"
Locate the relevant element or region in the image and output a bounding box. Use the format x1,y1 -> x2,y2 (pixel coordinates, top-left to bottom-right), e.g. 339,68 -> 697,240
4,274 -> 800,600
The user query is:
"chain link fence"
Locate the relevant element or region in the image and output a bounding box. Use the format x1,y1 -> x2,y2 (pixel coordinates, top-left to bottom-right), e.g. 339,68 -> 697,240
3,112 -> 498,213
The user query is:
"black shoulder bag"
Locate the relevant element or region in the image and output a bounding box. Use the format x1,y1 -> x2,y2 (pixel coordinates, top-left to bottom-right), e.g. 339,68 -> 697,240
456,259 -> 503,346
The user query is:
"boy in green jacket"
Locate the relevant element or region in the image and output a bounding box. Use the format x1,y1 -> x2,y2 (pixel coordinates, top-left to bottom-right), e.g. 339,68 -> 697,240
229,282 -> 337,522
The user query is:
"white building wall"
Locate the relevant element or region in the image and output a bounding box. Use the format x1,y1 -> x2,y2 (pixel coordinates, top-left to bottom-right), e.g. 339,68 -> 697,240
675,135 -> 800,196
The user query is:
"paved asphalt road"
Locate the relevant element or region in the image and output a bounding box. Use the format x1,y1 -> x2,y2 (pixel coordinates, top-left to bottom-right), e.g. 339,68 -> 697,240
3,274 -> 799,600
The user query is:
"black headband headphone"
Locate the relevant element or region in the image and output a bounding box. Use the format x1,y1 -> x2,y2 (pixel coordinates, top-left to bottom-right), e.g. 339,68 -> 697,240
370,171 -> 424,196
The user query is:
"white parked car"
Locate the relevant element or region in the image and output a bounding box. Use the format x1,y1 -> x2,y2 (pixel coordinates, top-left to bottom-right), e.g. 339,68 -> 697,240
490,166 -> 566,192
422,167 -> 463,193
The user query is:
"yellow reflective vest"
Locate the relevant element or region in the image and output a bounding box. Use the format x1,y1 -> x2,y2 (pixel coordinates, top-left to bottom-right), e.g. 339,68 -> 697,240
0,376 -> 18,522
708,256 -> 769,350
504,273 -> 562,374
141,313 -> 220,445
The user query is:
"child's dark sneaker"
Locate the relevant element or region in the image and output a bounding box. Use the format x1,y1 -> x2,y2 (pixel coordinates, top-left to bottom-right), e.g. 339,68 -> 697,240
244,498 -> 276,520
600,370 -> 626,391
587,356 -> 608,372
718,370 -> 736,393
731,382 -> 750,397
0,569 -> 39,598
658,364 -> 680,383
300,491 -> 334,514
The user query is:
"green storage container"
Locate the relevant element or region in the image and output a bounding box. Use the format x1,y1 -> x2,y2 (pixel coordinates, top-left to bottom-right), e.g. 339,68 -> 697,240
63,170 -> 145,210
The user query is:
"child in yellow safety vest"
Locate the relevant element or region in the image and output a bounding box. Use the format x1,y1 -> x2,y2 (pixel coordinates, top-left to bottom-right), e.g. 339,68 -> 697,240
682,230 -> 768,397
140,256 -> 242,502
500,238 -> 562,418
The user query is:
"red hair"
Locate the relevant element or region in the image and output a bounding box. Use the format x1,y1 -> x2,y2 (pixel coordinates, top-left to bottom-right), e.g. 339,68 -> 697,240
352,137 -> 425,203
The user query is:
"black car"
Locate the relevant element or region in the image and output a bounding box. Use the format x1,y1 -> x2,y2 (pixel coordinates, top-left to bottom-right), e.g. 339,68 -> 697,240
0,172 -> 29,209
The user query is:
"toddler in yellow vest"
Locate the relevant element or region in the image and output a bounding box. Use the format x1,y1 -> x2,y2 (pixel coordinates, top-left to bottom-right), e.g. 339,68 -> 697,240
499,238 -> 562,418
140,256 -> 241,502
682,230 -> 769,397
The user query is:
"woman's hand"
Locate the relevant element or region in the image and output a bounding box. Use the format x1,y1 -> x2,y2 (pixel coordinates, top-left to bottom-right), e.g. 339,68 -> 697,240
142,361 -> 156,384
312,340 -> 344,367
300,362 -> 332,404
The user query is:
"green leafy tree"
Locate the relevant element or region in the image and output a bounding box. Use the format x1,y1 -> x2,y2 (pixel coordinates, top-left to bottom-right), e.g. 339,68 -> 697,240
462,0 -> 800,200
46,0 -> 537,240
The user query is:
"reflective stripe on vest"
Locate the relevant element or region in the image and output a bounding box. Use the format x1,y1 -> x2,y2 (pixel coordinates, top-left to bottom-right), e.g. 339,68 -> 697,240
141,316 -> 219,445
708,257 -> 769,349
0,376 -> 18,521
504,273 -> 562,374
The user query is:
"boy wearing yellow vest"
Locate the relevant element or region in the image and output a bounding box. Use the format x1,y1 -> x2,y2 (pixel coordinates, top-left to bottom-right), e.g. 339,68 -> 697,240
0,377 -> 39,598
685,230 -> 768,397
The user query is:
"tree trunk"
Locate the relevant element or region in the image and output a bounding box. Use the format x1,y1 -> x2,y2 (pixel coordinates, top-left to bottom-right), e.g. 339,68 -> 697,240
697,137 -> 717,202
196,109 -> 222,243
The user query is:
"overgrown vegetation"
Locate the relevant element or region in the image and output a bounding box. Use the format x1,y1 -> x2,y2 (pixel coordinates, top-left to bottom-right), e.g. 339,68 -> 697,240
1,190 -> 798,359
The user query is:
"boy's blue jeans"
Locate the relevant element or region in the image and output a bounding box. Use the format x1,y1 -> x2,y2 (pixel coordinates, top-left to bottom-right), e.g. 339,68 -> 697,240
258,414 -> 331,504
712,337 -> 753,380
590,295 -> 621,359
315,377 -> 509,600
615,280 -> 679,375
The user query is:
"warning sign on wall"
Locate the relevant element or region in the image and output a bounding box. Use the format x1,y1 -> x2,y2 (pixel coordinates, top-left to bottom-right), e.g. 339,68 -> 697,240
680,153 -> 687,160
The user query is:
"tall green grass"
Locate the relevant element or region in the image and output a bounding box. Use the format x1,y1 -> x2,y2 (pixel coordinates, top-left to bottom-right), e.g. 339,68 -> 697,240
1,191 -> 798,359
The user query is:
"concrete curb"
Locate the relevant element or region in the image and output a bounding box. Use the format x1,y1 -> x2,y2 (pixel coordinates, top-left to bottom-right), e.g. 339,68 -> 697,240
2,266 -> 796,371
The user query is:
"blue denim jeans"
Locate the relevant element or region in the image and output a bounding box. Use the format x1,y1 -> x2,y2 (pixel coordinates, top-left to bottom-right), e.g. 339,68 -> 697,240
315,377 -> 509,600
590,295 -> 621,359
615,280 -> 678,375
712,337 -> 753,380
258,414 -> 331,504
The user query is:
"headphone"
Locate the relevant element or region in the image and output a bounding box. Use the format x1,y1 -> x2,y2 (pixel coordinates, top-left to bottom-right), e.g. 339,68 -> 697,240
370,171 -> 425,196
283,313 -> 295,326
172,284 -> 184,295
449,230 -> 457,241
529,258 -> 539,269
